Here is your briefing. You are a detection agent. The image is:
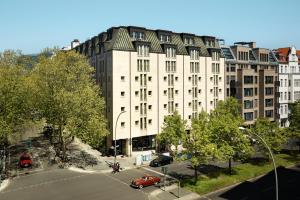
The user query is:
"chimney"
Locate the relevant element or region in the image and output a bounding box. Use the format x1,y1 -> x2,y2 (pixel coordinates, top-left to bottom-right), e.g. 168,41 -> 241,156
249,42 -> 256,48
71,39 -> 80,48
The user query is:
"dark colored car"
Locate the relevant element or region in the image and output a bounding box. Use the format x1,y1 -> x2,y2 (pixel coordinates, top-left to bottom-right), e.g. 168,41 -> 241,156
19,153 -> 32,168
149,155 -> 173,167
131,175 -> 161,189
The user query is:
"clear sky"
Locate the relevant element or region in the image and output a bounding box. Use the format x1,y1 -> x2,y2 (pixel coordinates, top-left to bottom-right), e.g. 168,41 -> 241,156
1,0 -> 300,54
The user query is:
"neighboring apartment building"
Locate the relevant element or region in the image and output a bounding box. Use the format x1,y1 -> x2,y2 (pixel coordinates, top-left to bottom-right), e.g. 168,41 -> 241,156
72,26 -> 225,156
274,46 -> 300,127
221,42 -> 279,125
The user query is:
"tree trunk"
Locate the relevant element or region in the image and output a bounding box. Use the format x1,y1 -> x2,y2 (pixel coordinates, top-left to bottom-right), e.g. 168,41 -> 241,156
194,165 -> 198,184
228,158 -> 232,175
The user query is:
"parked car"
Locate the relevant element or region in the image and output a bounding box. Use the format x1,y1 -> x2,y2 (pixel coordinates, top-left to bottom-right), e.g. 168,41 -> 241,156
19,152 -> 32,168
149,155 -> 173,167
131,175 -> 161,189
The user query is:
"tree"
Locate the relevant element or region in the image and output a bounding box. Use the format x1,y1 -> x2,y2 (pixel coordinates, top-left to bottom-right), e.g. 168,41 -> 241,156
288,100 -> 300,150
210,97 -> 253,174
183,111 -> 218,183
0,50 -> 33,147
251,118 -> 287,158
31,51 -> 108,160
157,111 -> 186,153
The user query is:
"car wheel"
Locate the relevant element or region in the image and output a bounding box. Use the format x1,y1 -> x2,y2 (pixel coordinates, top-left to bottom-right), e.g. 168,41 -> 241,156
139,185 -> 143,189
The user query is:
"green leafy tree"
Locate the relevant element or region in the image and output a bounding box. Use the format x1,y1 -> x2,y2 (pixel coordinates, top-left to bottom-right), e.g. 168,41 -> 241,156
31,51 -> 108,160
157,111 -> 186,153
288,100 -> 300,148
251,118 -> 287,158
0,50 -> 33,146
210,97 -> 253,174
183,111 -> 218,183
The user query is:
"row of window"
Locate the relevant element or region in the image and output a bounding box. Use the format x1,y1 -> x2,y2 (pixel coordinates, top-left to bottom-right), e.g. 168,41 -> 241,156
137,59 -> 150,72
212,63 -> 220,73
280,65 -> 300,74
190,62 -> 200,73
166,61 -> 176,72
238,51 -> 249,61
137,45 -> 150,57
259,53 -> 269,62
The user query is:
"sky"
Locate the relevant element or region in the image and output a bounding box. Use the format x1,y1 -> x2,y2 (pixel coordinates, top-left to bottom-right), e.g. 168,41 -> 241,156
1,0 -> 300,54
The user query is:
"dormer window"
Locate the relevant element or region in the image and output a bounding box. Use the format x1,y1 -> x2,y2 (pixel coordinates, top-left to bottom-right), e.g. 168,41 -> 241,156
206,40 -> 215,47
166,47 -> 176,58
132,31 -> 145,40
160,34 -> 171,43
190,49 -> 199,60
184,37 -> 194,45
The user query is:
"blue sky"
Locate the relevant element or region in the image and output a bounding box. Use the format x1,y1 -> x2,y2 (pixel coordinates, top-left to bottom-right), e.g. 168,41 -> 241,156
1,0 -> 300,54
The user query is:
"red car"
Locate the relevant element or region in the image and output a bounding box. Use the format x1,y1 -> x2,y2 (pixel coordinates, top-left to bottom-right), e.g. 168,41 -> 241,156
131,175 -> 161,189
19,153 -> 32,168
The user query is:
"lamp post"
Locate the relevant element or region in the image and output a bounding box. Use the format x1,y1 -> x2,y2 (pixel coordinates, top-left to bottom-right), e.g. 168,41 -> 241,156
239,127 -> 278,200
114,111 -> 126,166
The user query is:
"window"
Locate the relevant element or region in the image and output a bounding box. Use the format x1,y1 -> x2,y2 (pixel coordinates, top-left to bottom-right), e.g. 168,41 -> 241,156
148,91 -> 152,96
166,47 -> 176,58
135,91 -> 139,96
135,76 -> 139,81
265,76 -> 273,84
265,110 -> 273,118
160,34 -> 171,43
164,90 -> 167,95
132,31 -> 145,40
244,76 -> 253,84
121,91 -> 125,96
265,87 -> 274,95
121,122 -> 125,127
175,103 -> 178,107
244,112 -> 253,121
135,121 -> 139,126
121,107 -> 125,112
163,76 -> 167,81
121,76 -> 125,81
137,45 -> 149,57
135,106 -> 139,111
175,90 -> 178,94
148,76 -> 152,81
175,77 -> 178,81
244,88 -> 253,96
148,105 -> 152,110
148,119 -> 152,124
294,79 -> 300,87
190,49 -> 199,60
163,104 -> 167,109
295,91 -> 300,101
265,99 -> 273,107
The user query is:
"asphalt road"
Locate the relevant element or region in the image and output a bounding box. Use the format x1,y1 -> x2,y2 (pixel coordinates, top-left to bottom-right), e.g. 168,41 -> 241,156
0,169 -> 149,200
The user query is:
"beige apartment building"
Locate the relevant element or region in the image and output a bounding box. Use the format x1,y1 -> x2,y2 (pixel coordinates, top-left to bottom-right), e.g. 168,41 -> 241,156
72,26 -> 225,156
221,42 -> 279,125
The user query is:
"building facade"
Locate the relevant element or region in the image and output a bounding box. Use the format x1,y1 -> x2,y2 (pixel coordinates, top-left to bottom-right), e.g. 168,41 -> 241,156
221,42 -> 279,125
72,26 -> 225,156
274,47 -> 300,127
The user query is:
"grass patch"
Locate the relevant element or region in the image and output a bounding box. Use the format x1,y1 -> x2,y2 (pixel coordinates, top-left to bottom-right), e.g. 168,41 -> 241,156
182,154 -> 300,195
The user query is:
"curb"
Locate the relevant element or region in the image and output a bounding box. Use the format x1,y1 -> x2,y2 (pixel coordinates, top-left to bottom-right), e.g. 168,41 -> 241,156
0,179 -> 10,192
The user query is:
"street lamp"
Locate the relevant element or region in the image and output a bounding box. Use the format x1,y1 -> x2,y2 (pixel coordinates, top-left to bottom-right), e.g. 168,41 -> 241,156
239,127 -> 278,200
114,111 -> 126,166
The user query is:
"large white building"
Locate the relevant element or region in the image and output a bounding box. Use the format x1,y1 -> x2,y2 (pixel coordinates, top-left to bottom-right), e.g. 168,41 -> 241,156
275,46 -> 300,127
73,26 -> 225,156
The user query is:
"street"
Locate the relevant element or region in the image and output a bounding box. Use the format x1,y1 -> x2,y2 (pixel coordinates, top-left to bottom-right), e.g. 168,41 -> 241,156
0,164 -> 194,200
